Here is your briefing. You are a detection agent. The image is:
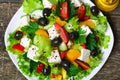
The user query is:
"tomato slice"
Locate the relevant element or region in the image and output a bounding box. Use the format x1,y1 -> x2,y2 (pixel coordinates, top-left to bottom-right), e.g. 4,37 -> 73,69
60,1 -> 69,19
36,63 -> 45,73
60,51 -> 67,59
12,43 -> 25,53
54,24 -> 69,43
77,5 -> 86,20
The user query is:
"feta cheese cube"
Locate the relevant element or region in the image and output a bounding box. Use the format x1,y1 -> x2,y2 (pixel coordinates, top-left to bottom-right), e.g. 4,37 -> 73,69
48,50 -> 61,63
43,0 -> 52,8
81,25 -> 92,36
27,45 -> 39,62
48,25 -> 59,40
31,10 -> 43,19
71,0 -> 82,7
78,49 -> 91,62
20,16 -> 30,27
20,36 -> 31,48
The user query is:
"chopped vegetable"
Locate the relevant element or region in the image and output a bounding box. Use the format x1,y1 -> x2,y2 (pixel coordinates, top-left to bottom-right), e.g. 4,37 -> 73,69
60,1 -> 69,19
55,24 -> 69,43
35,29 -> 49,38
12,43 -> 25,53
22,0 -> 44,14
65,17 -> 79,33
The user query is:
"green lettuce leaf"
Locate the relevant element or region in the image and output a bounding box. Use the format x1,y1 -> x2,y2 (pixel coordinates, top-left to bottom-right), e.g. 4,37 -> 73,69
44,14 -> 56,30
65,17 -> 79,32
21,22 -> 39,39
33,35 -> 52,58
49,0 -> 59,5
6,31 -> 22,55
94,16 -> 108,34
74,28 -> 86,44
22,0 -> 44,14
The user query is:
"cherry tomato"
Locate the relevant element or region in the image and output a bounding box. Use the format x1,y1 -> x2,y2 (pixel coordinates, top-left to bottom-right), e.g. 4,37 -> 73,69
77,5 -> 86,20
60,1 -> 69,19
36,63 -> 45,73
12,43 -> 25,53
60,52 -> 67,59
54,24 -> 69,43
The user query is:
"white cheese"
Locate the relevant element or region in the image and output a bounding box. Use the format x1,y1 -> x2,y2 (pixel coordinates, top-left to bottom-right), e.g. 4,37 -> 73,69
30,10 -> 43,19
48,25 -> 59,40
81,25 -> 92,36
78,48 -> 91,62
71,0 -> 82,7
48,50 -> 61,63
20,16 -> 30,27
20,36 -> 31,48
27,45 -> 39,62
43,0 -> 52,8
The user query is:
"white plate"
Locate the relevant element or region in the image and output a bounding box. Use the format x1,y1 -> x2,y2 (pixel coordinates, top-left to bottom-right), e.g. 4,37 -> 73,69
4,0 -> 114,80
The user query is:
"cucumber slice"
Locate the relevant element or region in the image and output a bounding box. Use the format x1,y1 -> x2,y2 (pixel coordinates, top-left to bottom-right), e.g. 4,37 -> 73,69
59,42 -> 68,51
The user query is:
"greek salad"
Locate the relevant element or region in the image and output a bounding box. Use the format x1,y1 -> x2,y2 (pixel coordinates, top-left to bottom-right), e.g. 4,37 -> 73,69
6,0 -> 110,80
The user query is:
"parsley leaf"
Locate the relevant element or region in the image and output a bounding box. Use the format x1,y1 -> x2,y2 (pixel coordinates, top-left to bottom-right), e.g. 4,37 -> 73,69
67,65 -> 81,77
69,3 -> 76,19
86,33 -> 96,51
75,28 -> 86,44
21,22 -> 38,39
30,60 -> 39,73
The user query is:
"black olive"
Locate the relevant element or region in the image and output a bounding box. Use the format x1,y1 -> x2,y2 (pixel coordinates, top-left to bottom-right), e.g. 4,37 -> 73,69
90,48 -> 99,56
43,8 -> 51,17
61,59 -> 71,70
69,31 -> 79,40
42,66 -> 51,75
38,17 -> 48,26
14,31 -> 23,40
51,37 -> 62,47
91,6 -> 99,16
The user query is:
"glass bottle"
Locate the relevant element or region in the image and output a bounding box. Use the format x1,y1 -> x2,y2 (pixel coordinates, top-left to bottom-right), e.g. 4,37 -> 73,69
95,0 -> 119,12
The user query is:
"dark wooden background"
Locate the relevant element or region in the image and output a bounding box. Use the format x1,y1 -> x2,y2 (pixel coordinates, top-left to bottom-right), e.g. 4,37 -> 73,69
0,0 -> 120,80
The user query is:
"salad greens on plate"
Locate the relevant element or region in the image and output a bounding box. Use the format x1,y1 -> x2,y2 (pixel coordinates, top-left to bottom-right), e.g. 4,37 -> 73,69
6,0 -> 110,80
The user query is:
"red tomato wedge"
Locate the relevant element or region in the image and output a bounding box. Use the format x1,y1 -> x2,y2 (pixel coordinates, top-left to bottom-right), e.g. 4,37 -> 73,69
60,51 -> 67,59
77,5 -> 86,20
12,43 -> 25,53
54,24 -> 69,43
60,1 -> 69,19
36,63 -> 45,73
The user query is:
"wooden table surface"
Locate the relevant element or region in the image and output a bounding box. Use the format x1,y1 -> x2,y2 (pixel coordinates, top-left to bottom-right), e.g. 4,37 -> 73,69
0,0 -> 120,80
